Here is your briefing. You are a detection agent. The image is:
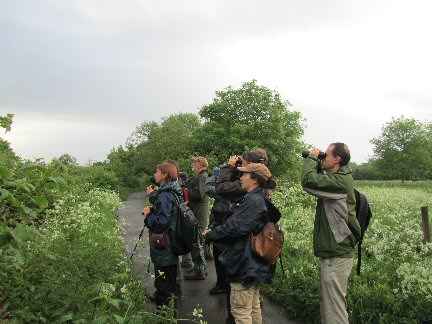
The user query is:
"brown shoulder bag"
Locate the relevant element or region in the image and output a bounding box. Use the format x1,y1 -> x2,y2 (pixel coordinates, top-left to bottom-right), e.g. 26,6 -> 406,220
152,230 -> 169,249
251,222 -> 284,264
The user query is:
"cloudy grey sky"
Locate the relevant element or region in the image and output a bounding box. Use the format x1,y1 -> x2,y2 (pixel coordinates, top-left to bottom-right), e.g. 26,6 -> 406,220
1,0 -> 431,164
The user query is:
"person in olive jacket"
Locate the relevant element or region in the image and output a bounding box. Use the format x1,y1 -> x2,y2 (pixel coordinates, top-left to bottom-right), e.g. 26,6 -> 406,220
203,163 -> 276,324
142,162 -> 182,309
302,143 -> 361,324
183,156 -> 208,279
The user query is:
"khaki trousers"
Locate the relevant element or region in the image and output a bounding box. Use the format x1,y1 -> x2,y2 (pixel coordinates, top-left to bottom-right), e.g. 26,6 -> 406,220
230,281 -> 262,324
319,257 -> 353,324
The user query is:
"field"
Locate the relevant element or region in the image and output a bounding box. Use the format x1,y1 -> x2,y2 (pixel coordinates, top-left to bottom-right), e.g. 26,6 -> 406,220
267,180 -> 432,323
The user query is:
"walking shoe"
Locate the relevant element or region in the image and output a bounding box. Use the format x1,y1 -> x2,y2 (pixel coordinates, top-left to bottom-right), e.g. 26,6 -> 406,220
183,270 -> 205,280
209,285 -> 226,294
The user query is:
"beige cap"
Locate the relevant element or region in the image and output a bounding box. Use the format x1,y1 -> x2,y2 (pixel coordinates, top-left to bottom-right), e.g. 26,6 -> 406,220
237,163 -> 271,181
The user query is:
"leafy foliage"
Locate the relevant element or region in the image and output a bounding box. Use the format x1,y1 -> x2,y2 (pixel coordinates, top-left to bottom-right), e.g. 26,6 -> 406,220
193,80 -> 305,176
130,113 -> 201,173
370,116 -> 432,181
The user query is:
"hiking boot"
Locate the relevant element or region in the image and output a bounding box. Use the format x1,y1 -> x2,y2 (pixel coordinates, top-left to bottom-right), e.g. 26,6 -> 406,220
183,270 -> 205,280
209,285 -> 226,294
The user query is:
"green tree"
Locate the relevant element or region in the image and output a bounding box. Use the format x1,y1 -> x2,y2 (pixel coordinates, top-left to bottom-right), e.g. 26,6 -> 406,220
57,154 -> 78,166
192,80 -> 304,175
131,113 -> 201,174
370,116 -> 432,181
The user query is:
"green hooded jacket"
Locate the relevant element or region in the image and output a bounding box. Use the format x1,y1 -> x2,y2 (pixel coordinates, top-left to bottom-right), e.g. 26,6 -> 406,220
301,156 -> 361,258
144,181 -> 182,266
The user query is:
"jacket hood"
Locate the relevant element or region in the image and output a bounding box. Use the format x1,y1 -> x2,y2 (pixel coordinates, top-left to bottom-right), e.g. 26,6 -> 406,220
158,180 -> 183,195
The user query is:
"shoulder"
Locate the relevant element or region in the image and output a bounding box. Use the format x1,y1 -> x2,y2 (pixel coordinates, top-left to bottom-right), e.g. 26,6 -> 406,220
244,190 -> 267,210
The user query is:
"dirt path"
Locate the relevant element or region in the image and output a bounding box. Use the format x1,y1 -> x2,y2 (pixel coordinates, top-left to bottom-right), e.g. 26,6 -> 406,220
118,191 -> 300,324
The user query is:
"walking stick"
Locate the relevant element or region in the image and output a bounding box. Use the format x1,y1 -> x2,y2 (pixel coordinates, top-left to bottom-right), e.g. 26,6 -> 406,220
130,223 -> 146,259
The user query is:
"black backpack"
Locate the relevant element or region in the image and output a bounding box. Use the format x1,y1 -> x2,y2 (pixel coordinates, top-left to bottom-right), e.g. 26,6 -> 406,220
354,188 -> 372,275
168,192 -> 200,256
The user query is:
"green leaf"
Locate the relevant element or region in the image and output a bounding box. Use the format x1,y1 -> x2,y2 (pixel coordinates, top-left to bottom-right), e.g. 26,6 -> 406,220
113,314 -> 125,324
0,188 -> 11,200
22,206 -> 34,215
108,298 -> 121,309
0,166 -> 12,180
58,313 -> 74,323
33,195 -> 48,209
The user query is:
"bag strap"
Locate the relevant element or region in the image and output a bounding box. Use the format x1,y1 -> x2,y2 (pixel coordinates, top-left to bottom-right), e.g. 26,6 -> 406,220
279,254 -> 285,278
357,240 -> 362,275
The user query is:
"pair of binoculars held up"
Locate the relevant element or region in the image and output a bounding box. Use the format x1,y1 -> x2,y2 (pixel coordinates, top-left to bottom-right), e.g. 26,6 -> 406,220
301,150 -> 327,160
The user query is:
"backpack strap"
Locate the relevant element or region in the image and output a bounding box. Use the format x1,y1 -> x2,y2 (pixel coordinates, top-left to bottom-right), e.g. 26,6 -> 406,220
357,239 -> 363,275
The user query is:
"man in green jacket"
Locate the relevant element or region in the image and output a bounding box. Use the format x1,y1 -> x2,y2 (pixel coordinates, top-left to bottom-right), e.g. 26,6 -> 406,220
184,156 -> 208,280
302,143 -> 361,324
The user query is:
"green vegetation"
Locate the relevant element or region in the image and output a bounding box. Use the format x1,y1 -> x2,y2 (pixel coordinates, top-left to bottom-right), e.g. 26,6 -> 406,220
0,117 -> 190,323
369,116 -> 432,181
267,180 -> 432,323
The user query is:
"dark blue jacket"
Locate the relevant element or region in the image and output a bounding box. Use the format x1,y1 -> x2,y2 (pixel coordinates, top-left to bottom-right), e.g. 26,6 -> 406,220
206,187 -> 275,284
144,181 -> 182,266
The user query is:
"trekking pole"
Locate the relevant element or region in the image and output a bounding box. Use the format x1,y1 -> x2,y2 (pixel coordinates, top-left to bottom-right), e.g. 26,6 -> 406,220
130,223 -> 146,259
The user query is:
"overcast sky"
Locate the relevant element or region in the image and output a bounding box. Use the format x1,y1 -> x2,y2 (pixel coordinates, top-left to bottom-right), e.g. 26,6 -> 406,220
1,0 -> 431,165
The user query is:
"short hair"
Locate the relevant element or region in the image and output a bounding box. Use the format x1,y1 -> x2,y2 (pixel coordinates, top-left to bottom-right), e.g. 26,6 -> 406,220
249,172 -> 277,190
242,148 -> 268,165
157,162 -> 179,182
331,142 -> 350,166
192,156 -> 208,167
163,159 -> 180,175
251,148 -> 269,165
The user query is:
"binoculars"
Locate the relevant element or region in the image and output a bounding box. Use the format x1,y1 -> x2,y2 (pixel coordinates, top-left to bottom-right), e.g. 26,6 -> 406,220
301,150 -> 327,160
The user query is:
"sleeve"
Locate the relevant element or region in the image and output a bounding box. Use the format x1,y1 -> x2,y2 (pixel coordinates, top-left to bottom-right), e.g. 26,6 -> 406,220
144,192 -> 174,234
215,165 -> 245,198
188,173 -> 206,201
301,157 -> 347,194
204,175 -> 218,198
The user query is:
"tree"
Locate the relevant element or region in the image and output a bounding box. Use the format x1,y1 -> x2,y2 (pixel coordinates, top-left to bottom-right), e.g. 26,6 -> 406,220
192,80 -> 304,175
131,113 -> 201,174
57,154 -> 78,166
370,116 -> 432,181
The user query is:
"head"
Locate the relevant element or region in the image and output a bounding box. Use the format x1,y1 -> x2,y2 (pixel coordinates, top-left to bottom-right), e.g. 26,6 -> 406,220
321,142 -> 350,173
237,163 -> 276,192
241,148 -> 269,165
191,156 -> 208,174
155,162 -> 179,185
163,159 -> 180,178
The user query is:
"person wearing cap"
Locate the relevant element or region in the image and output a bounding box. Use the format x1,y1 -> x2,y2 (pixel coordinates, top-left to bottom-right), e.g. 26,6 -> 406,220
302,143 -> 361,324
214,148 -> 270,324
183,156 -> 209,280
203,163 -> 277,324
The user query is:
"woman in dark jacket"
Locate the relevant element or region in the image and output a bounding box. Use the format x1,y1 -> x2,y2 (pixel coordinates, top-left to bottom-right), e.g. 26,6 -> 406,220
204,163 -> 277,324
142,162 -> 182,309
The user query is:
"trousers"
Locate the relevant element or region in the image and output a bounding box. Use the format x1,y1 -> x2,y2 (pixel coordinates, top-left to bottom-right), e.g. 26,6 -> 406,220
319,257 -> 353,324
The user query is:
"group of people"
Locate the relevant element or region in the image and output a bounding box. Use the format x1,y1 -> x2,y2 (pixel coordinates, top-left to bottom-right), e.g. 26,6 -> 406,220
141,143 -> 361,324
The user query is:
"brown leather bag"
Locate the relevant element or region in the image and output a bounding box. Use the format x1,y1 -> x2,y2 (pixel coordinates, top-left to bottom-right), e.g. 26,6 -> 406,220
251,222 -> 284,264
152,230 -> 169,249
